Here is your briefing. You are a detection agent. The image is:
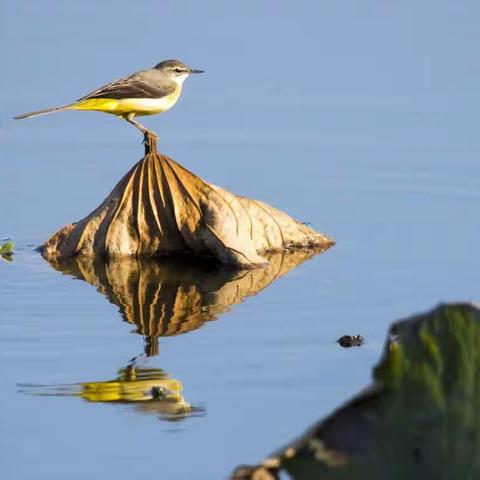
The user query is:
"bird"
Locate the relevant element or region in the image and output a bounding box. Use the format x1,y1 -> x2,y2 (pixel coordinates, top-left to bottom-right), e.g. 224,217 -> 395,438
14,59 -> 204,137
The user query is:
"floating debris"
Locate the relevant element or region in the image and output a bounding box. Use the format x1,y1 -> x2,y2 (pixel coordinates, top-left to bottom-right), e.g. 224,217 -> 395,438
0,241 -> 14,261
0,241 -> 14,255
232,465 -> 279,480
336,334 -> 364,348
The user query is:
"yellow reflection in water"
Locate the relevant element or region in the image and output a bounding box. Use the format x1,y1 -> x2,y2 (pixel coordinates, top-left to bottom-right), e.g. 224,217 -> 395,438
20,363 -> 193,421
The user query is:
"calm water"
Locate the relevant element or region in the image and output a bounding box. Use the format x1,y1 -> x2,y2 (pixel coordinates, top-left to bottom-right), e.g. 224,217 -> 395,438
1,2 -> 480,479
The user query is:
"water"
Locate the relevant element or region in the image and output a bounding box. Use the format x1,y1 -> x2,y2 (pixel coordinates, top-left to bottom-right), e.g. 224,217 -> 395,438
1,1 -> 480,479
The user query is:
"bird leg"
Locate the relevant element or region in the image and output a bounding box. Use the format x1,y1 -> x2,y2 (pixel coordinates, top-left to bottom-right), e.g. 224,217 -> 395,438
124,113 -> 158,139
122,114 -> 159,153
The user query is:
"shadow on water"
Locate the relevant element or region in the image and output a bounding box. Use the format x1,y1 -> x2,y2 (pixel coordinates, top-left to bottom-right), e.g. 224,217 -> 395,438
232,303 -> 480,479
19,248 -> 327,422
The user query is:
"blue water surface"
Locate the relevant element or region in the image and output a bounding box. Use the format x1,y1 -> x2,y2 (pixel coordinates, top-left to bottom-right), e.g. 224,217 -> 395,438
1,2 -> 480,479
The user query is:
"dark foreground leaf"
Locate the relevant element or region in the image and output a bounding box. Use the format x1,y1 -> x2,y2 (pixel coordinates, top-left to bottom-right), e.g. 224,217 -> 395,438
232,303 -> 480,479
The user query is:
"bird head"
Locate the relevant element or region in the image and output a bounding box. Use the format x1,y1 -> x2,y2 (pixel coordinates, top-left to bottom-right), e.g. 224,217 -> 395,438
154,59 -> 204,85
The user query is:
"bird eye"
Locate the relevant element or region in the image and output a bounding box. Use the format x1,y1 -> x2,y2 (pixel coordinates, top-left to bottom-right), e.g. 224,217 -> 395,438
174,68 -> 182,73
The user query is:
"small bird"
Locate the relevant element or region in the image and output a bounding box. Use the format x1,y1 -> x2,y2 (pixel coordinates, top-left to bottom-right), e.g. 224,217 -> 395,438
14,59 -> 204,136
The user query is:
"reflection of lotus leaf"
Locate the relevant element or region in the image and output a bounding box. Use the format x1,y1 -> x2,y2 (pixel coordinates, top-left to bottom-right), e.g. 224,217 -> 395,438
36,249 -> 326,422
232,304 -> 480,480
20,366 -> 192,420
47,249 -> 327,355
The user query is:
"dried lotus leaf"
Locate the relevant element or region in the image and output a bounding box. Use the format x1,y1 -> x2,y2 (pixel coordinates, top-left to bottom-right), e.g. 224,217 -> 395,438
42,134 -> 333,267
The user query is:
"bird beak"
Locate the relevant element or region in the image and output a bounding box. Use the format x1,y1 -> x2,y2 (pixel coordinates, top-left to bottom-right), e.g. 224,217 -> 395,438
189,69 -> 204,74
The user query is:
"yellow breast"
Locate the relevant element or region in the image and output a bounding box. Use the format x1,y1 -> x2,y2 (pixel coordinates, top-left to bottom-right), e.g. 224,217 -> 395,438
72,86 -> 182,117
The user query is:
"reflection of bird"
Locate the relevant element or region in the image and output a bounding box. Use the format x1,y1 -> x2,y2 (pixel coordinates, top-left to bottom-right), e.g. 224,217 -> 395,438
19,364 -> 193,420
14,59 -> 203,136
79,366 -> 181,402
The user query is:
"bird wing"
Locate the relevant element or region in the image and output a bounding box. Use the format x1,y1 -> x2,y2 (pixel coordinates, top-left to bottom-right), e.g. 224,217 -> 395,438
77,72 -> 176,101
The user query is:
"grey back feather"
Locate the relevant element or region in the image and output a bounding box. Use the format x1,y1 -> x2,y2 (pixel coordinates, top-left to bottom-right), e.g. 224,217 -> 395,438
78,69 -> 176,101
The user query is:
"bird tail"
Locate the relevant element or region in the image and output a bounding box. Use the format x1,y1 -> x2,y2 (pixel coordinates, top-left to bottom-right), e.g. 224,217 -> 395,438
14,104 -> 74,120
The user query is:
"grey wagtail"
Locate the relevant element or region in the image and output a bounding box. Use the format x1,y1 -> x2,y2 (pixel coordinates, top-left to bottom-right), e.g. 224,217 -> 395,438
14,59 -> 204,136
